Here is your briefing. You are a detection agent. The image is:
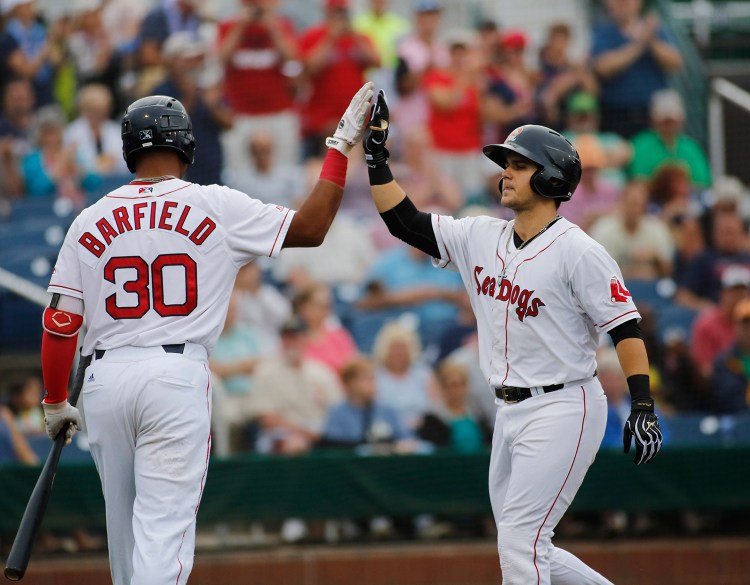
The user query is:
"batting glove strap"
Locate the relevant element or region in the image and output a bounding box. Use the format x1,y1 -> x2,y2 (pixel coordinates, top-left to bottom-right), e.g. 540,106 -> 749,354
326,81 -> 374,157
42,400 -> 81,446
623,408 -> 663,465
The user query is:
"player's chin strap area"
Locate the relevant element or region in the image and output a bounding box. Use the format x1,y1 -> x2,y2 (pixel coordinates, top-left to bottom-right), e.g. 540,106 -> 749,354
495,372 -> 598,404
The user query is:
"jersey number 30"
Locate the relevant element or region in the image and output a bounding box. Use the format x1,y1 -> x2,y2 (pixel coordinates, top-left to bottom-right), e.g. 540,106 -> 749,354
104,254 -> 197,319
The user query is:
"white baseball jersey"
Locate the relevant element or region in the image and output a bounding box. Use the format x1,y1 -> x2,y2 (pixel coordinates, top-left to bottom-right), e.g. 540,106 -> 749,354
48,178 -> 295,355
431,214 -> 640,389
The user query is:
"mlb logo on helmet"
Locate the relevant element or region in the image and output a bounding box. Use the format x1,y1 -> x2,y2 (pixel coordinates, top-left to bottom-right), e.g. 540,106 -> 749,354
139,129 -> 153,141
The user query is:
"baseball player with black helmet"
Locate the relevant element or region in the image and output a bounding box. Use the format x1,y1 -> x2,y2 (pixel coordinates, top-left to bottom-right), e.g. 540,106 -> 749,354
363,91 -> 662,584
38,83 -> 374,585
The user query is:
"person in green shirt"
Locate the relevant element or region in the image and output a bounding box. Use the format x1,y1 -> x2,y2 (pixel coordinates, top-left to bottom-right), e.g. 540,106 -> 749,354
353,0 -> 411,69
628,89 -> 711,187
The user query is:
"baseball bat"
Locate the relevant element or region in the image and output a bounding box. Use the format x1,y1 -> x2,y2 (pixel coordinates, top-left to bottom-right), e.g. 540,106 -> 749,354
4,352 -> 92,582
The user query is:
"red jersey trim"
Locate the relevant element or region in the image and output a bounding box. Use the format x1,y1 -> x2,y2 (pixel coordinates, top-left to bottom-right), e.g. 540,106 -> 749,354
48,284 -> 83,294
270,209 -> 292,256
596,309 -> 639,329
106,184 -> 190,200
437,215 -> 452,267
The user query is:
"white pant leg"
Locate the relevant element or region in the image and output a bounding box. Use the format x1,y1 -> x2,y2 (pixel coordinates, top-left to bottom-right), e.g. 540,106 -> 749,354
130,357 -> 212,585
83,360 -> 139,585
550,546 -> 615,585
490,382 -> 608,585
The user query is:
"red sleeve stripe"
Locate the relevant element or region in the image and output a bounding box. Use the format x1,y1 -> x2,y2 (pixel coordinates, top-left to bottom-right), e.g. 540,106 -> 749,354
596,309 -> 640,329
49,284 -> 83,294
270,209 -> 292,256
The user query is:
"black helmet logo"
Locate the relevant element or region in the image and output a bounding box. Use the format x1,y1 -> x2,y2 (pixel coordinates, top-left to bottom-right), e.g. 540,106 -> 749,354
139,129 -> 153,141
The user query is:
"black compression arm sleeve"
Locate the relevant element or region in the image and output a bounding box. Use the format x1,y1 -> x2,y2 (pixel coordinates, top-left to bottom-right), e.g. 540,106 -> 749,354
379,196 -> 440,258
607,319 -> 643,347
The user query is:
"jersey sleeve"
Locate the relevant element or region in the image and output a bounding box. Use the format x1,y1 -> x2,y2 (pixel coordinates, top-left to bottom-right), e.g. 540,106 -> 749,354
429,213 -> 471,270
568,243 -> 641,333
220,187 -> 296,265
48,214 -> 85,300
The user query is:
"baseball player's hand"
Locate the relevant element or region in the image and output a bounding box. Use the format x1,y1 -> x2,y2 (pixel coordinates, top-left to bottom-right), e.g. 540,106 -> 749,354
623,398 -> 663,465
325,81 -> 375,157
42,400 -> 81,446
363,89 -> 390,168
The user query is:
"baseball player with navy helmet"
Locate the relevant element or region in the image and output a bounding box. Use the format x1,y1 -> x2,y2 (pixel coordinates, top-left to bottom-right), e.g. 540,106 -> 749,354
38,83 -> 374,585
363,91 -> 662,584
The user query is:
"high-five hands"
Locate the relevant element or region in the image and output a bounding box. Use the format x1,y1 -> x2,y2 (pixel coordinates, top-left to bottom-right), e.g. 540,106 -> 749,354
363,89 -> 390,168
326,81 -> 375,157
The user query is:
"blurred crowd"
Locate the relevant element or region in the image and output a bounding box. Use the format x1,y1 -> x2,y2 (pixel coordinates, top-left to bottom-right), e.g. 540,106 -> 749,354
1,0 -> 750,544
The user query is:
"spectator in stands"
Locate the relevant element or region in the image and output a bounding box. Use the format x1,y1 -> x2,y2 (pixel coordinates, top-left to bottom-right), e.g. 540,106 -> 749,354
658,326 -> 708,412
152,31 -> 233,186
710,298 -> 750,414
6,372 -> 45,436
675,211 -> 750,310
671,213 -> 706,283
356,241 -> 463,345
391,0 -> 448,154
647,162 -> 694,227
223,130 -> 302,209
436,291 -> 476,362
298,0 -> 379,158
21,105 -> 97,203
319,355 -> 416,452
217,0 -> 299,170
233,261 -> 291,356
249,317 -> 343,454
589,180 -> 675,279
0,77 -> 34,197
0,404 -> 37,464
417,361 -> 490,452
1,0 -> 64,106
562,90 -> 631,187
210,292 -> 264,455
101,0 -> 148,60
590,0 -> 683,139
535,22 -> 598,128
444,335 -> 496,431
483,29 -> 537,144
64,83 -> 129,181
293,282 -> 358,374
352,0 -> 410,97
66,4 -> 117,88
629,89 -> 711,188
422,29 -> 487,203
136,0 -> 202,93
392,124 -> 463,214
273,210 -> 379,289
372,320 -> 437,432
560,133 -> 621,232
691,265 -> 750,383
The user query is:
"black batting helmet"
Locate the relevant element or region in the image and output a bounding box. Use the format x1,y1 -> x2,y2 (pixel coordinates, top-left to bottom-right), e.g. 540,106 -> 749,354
121,96 -> 196,173
483,125 -> 581,201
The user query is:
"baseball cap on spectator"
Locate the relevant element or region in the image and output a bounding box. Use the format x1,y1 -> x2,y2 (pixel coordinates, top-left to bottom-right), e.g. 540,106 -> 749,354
415,0 -> 441,13
568,91 -> 599,115
712,176 -> 746,206
721,265 -> 750,289
650,89 -> 685,122
162,32 -> 206,60
500,29 -> 527,50
733,298 -> 750,321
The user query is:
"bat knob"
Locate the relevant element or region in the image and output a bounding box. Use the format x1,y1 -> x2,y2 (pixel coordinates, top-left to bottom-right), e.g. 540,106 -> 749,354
5,567 -> 24,581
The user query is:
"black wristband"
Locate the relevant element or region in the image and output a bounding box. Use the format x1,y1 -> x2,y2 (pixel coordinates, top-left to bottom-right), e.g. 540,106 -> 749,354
368,164 -> 394,186
627,374 -> 653,410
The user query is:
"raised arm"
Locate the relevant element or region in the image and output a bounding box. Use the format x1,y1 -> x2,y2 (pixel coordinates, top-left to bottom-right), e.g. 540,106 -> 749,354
283,81 -> 374,248
363,91 -> 440,258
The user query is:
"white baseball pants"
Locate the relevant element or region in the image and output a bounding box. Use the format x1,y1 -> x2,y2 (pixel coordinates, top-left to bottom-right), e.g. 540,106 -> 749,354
82,344 -> 212,585
489,378 -> 613,585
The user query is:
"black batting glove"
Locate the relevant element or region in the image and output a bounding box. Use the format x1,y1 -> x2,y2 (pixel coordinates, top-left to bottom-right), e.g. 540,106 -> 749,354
363,90 -> 390,168
623,398 -> 663,465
